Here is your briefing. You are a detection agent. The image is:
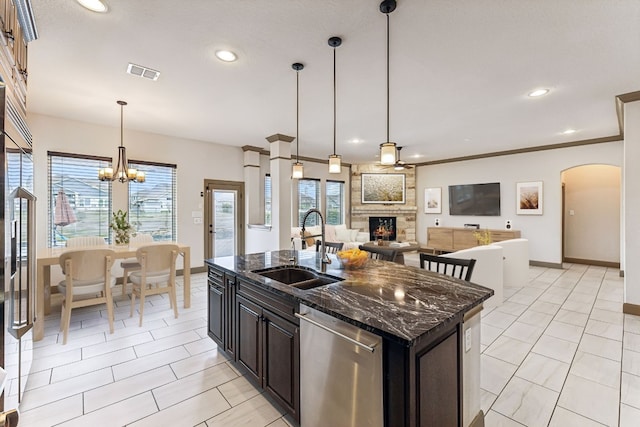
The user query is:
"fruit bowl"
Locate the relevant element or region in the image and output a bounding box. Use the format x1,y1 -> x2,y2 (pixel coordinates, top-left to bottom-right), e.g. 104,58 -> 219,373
336,248 -> 369,269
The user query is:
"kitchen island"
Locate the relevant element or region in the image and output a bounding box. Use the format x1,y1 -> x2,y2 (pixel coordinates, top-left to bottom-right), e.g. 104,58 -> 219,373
206,250 -> 493,427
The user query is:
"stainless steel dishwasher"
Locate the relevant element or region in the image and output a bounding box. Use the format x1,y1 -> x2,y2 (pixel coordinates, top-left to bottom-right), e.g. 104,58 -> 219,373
296,304 -> 383,427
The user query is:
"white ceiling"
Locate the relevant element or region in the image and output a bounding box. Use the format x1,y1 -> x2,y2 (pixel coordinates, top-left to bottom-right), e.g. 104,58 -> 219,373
27,0 -> 640,164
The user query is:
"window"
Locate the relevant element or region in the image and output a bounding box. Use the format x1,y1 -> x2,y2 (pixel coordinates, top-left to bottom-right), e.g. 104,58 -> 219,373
48,152 -> 112,247
264,174 -> 272,226
298,179 -> 320,226
128,161 -> 177,241
325,180 -> 345,225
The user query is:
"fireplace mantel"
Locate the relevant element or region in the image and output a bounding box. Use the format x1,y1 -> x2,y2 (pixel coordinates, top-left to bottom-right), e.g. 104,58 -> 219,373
352,205 -> 418,214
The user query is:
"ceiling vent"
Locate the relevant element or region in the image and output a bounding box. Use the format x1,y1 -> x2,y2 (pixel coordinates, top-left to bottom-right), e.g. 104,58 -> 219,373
126,63 -> 160,81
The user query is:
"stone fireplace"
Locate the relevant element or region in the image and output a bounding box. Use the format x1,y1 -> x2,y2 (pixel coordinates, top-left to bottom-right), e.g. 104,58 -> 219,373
369,216 -> 397,241
350,164 -> 417,243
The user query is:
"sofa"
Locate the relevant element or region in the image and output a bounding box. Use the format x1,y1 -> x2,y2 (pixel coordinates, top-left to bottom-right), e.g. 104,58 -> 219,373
291,224 -> 369,250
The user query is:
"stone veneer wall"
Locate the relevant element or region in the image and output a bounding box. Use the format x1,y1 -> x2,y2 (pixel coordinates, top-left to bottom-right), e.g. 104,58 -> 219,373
351,164 -> 417,242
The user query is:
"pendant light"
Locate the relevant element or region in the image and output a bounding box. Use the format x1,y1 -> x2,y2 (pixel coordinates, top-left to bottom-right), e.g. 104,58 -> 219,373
292,63 -> 304,179
379,0 -> 397,166
328,36 -> 342,174
98,100 -> 145,183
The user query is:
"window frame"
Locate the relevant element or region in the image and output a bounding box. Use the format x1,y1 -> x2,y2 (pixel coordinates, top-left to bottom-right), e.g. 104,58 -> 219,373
128,159 -> 177,242
47,151 -> 112,248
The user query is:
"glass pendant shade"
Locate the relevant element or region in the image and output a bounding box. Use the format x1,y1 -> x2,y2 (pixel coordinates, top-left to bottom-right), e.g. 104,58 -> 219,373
292,162 -> 304,179
380,142 -> 397,165
328,154 -> 341,173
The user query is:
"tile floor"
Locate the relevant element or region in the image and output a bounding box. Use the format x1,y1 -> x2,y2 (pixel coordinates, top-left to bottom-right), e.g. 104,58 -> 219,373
16,263 -> 640,426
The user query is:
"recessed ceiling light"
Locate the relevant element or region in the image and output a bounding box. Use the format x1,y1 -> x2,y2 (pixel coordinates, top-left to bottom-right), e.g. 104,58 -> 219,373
411,154 -> 423,159
562,129 -> 577,135
528,88 -> 549,97
76,0 -> 108,13
349,138 -> 364,144
215,50 -> 237,62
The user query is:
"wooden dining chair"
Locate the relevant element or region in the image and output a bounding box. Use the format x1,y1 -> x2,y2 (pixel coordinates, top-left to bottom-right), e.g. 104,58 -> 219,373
58,249 -> 116,344
419,253 -> 476,281
120,233 -> 154,295
358,244 -> 398,262
129,243 -> 179,326
315,240 -> 344,254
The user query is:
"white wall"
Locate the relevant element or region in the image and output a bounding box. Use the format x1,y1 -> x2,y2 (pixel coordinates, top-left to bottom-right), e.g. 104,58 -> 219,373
29,113 -> 244,270
562,165 -> 620,263
415,141 -> 623,264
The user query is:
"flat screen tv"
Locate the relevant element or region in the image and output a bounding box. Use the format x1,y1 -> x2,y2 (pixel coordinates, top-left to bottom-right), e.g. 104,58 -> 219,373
448,182 -> 501,216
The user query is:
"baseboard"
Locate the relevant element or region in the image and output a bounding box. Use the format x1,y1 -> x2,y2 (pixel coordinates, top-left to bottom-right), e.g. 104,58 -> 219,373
179,266 -> 207,275
623,303 -> 640,316
529,260 -> 563,269
469,410 -> 485,427
563,257 -> 620,269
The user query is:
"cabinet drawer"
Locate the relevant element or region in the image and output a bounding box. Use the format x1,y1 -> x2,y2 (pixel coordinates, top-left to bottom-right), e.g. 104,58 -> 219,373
208,267 -> 224,285
237,279 -> 298,324
491,231 -> 521,241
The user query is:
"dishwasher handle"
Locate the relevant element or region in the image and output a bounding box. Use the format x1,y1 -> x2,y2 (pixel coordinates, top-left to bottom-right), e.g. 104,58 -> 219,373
295,312 -> 377,353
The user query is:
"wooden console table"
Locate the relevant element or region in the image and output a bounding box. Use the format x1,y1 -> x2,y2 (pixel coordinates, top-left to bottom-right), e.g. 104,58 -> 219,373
427,227 -> 520,252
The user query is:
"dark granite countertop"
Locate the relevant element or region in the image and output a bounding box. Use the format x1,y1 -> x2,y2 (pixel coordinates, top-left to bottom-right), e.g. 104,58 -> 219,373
206,250 -> 493,346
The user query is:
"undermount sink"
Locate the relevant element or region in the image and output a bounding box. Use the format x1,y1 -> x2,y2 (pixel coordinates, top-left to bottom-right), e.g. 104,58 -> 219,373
253,266 -> 341,290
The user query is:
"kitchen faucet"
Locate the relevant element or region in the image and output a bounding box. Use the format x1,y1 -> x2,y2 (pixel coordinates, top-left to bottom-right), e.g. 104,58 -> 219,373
301,208 -> 331,271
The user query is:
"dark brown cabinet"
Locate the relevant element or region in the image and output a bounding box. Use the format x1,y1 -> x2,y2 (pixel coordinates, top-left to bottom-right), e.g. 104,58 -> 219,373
207,268 -> 225,346
236,294 -> 262,381
207,267 -> 300,423
207,267 -> 237,358
236,293 -> 299,419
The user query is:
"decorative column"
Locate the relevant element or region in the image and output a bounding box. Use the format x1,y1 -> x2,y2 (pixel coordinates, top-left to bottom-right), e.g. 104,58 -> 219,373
267,133 -> 294,249
624,100 -> 640,314
243,146 -> 262,225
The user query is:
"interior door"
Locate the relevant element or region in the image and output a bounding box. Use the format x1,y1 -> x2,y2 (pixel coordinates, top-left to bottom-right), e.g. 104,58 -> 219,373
204,180 -> 244,259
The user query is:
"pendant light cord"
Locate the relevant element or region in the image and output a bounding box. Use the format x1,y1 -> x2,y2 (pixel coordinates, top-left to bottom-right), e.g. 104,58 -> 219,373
120,103 -> 124,147
386,12 -> 390,144
296,69 -> 300,162
333,46 -> 337,155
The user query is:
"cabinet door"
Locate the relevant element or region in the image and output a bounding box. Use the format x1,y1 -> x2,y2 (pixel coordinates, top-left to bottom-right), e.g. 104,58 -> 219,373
208,281 -> 225,346
262,309 -> 299,418
225,275 -> 236,360
236,294 -> 262,382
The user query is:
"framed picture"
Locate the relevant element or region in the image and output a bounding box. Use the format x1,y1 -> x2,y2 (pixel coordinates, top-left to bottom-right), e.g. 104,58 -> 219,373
424,187 -> 442,214
361,173 -> 405,204
516,181 -> 543,215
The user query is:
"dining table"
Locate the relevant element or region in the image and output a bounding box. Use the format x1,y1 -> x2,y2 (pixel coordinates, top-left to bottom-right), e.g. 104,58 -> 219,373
34,242 -> 191,341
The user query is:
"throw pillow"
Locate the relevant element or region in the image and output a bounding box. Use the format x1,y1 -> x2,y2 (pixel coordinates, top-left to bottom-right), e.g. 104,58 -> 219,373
335,228 -> 352,242
325,224 -> 337,242
349,229 -> 360,241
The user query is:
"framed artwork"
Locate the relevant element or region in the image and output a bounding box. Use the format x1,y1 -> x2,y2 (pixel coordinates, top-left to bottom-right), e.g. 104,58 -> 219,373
516,181 -> 543,215
361,173 -> 405,204
424,188 -> 442,214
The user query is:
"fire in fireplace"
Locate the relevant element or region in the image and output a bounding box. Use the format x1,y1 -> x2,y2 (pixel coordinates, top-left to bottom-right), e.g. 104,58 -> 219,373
369,216 -> 397,242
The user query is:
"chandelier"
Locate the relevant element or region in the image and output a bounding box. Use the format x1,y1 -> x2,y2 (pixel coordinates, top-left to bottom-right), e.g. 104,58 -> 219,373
98,100 -> 145,183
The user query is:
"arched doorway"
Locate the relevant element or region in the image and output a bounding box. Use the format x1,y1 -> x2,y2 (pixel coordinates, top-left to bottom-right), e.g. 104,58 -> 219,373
561,164 -> 621,267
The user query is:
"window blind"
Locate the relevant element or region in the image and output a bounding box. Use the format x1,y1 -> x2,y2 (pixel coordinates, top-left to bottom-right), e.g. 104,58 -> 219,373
298,178 -> 320,226
128,160 -> 177,241
326,180 -> 345,225
264,174 -> 272,226
47,152 -> 112,247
